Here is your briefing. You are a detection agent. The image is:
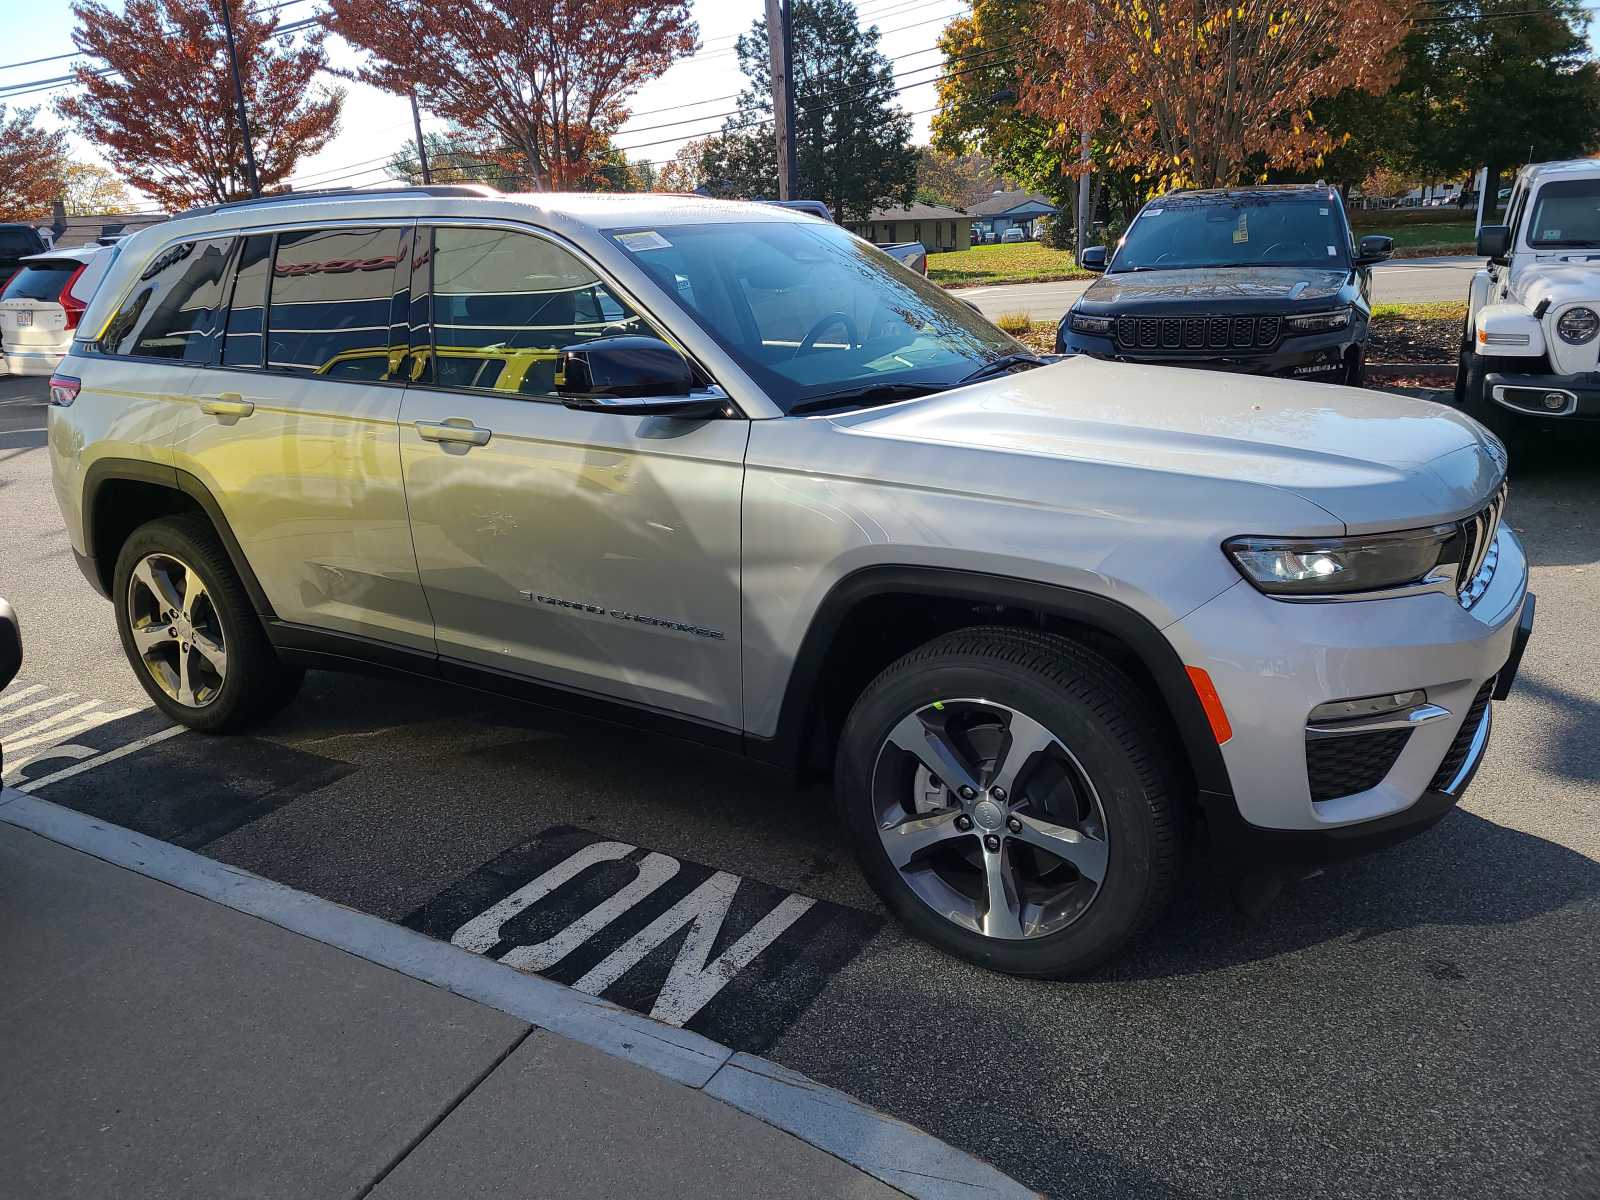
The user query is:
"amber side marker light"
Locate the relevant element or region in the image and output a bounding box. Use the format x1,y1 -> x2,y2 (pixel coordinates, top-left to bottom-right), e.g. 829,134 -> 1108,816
1185,665 -> 1233,745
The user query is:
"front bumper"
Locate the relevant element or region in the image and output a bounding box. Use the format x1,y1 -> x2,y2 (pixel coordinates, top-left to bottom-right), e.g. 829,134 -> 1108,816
1166,526 -> 1532,859
1056,326 -> 1360,380
1483,371 -> 1600,420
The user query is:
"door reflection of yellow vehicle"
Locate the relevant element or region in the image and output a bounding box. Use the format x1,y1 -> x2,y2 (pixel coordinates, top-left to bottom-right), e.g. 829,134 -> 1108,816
316,344 -> 561,393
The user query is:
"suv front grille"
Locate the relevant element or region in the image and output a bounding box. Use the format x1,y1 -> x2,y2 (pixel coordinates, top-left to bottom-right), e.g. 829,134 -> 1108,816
1306,729 -> 1412,802
1429,679 -> 1495,791
1456,483 -> 1508,609
1114,313 -> 1282,354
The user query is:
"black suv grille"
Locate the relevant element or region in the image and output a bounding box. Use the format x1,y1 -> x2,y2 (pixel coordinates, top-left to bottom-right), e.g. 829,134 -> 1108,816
1114,313 -> 1283,354
1429,679 -> 1495,791
1306,729 -> 1412,802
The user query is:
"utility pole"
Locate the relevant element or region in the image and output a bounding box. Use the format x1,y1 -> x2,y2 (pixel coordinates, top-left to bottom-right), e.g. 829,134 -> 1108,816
219,0 -> 261,198
409,92 -> 432,185
765,0 -> 797,200
1075,132 -> 1091,260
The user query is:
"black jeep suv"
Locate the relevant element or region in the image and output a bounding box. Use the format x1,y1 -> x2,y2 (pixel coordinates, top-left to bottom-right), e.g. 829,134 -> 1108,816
1056,185 -> 1393,386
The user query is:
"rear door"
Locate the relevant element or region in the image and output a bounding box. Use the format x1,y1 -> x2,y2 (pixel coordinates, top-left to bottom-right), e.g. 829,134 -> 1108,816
397,223 -> 748,728
173,225 -> 433,652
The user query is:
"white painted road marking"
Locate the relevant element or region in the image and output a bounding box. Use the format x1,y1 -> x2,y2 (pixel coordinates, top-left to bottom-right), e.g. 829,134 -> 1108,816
0,685 -> 146,784
449,836 -> 817,1027
16,724 -> 185,793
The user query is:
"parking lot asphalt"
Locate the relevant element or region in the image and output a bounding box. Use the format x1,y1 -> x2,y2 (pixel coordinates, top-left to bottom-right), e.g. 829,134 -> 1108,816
2,371 -> 1597,1198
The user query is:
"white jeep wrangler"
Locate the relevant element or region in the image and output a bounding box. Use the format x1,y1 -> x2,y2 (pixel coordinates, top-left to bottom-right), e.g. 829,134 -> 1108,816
1456,158 -> 1600,441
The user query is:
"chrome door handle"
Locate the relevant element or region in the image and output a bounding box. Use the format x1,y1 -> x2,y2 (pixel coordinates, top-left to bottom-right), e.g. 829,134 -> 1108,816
200,394 -> 254,418
416,419 -> 492,447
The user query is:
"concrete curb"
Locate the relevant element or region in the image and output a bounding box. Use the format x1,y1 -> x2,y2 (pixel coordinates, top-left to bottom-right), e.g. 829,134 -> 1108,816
0,788 -> 1038,1200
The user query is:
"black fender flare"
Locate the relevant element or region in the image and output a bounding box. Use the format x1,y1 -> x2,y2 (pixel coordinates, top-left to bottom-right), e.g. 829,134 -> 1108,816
747,564 -> 1235,804
80,457 -> 275,617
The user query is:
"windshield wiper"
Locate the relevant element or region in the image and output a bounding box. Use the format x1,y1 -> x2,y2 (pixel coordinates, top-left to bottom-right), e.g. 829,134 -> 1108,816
787,382 -> 941,416
956,352 -> 1050,385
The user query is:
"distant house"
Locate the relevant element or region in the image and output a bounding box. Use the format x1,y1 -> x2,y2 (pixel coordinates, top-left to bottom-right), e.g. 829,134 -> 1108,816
46,207 -> 170,250
850,202 -> 971,253
967,190 -> 1056,242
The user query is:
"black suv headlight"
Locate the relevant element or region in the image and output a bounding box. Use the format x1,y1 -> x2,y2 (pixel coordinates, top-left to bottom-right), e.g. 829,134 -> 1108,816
1067,312 -> 1114,335
1283,308 -> 1353,335
1556,307 -> 1598,345
1224,525 -> 1457,597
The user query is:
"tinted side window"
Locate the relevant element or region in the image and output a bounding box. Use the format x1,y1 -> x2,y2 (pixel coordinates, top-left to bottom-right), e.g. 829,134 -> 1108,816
267,227 -> 403,376
223,235 -> 271,368
97,238 -> 234,362
0,228 -> 38,257
429,227 -> 645,398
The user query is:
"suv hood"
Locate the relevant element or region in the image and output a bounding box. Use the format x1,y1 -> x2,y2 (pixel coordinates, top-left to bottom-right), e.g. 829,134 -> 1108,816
831,356 -> 1504,533
1079,266 -> 1350,310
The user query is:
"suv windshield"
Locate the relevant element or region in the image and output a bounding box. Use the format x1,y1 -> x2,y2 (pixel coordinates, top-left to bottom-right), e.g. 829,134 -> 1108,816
1111,193 -> 1350,272
1527,178 -> 1600,248
605,220 -> 1020,413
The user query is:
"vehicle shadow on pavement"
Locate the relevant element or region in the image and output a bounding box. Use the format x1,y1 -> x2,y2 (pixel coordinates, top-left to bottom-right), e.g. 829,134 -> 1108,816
1091,806 -> 1600,983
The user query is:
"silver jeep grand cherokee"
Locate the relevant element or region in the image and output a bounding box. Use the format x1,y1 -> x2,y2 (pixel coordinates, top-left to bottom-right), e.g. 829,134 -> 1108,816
47,187 -> 1535,976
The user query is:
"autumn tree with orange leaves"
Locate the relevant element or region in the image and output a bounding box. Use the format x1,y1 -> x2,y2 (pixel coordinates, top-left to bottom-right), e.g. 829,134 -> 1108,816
323,0 -> 698,191
0,106 -> 71,220
954,0 -> 1417,194
58,0 -> 343,209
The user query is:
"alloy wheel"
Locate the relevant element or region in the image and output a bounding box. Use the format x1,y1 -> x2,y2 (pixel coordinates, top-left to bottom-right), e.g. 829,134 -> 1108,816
870,698 -> 1110,940
126,552 -> 227,709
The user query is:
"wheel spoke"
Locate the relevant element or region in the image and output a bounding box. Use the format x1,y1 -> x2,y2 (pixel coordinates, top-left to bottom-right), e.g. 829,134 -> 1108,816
989,709 -> 1060,795
1013,813 -> 1108,883
190,630 -> 227,676
882,809 -> 967,868
130,621 -> 174,656
180,566 -> 207,620
886,711 -> 982,795
980,841 -> 1026,939
176,645 -> 196,706
133,557 -> 183,616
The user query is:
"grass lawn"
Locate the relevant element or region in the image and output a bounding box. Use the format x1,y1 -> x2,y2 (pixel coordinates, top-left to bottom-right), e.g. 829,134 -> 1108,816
1371,300 -> 1468,322
927,242 -> 1091,286
1377,221 -> 1476,253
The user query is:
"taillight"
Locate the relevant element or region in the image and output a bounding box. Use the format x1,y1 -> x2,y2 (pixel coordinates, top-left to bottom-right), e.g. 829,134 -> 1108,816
0,270 -> 17,299
48,374 -> 80,407
58,262 -> 89,330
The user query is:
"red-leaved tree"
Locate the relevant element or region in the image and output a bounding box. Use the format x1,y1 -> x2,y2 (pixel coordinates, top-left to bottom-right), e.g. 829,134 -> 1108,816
323,0 -> 698,191
58,0 -> 344,208
1018,0 -> 1418,191
0,105 -> 71,220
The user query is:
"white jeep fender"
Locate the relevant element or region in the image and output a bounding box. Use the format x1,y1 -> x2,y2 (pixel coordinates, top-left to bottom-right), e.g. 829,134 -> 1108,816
1473,303 -> 1546,357
1466,266 -> 1494,326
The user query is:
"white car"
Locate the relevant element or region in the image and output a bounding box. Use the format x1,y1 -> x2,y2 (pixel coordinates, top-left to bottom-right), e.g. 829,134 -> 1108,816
0,245 -> 117,377
1000,227 -> 1026,243
1457,158 -> 1600,442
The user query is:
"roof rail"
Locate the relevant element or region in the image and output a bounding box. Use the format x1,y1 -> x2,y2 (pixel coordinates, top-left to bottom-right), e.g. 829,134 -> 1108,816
181,184 -> 500,218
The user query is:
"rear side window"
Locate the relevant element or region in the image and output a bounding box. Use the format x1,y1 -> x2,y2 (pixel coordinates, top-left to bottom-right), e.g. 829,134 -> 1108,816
96,238 -> 234,363
266,227 -> 402,375
1,262 -> 79,303
0,228 -> 40,258
222,235 -> 271,368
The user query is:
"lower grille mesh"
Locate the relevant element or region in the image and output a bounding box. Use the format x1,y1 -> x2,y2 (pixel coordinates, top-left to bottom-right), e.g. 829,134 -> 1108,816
1307,729 -> 1412,802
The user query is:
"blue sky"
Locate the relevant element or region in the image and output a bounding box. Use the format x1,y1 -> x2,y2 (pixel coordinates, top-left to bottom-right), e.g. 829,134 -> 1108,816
3,0 -> 1595,210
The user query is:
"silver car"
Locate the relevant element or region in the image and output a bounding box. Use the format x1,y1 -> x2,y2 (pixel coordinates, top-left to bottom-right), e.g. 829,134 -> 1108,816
47,186 -> 1534,976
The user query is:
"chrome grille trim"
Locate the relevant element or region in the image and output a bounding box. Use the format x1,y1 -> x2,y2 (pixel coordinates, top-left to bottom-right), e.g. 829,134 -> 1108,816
1458,483 -> 1508,609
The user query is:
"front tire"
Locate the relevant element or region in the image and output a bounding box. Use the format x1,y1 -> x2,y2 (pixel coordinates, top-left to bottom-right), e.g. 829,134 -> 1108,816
835,627 -> 1182,977
1456,348 -> 1524,456
112,515 -> 302,733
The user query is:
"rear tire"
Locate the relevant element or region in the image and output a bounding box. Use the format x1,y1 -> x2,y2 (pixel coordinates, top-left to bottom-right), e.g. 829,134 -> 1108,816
835,626 -> 1182,977
112,515 -> 302,733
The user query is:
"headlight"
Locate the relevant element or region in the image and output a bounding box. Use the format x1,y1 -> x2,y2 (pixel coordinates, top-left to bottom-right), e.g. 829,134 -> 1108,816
1556,306 -> 1598,345
1224,525 -> 1457,597
1283,308 -> 1353,334
1067,312 -> 1114,335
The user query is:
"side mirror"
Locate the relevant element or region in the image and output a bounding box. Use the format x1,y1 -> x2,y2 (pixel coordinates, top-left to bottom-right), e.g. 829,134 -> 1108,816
0,597 -> 20,694
556,336 -> 725,418
1477,224 -> 1510,260
1079,245 -> 1108,273
1356,234 -> 1393,265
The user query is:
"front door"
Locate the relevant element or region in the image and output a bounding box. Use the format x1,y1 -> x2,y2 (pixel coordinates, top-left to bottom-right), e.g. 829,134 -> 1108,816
398,225 -> 747,729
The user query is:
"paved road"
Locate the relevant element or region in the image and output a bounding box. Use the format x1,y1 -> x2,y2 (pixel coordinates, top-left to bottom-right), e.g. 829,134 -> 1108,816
3,372 -> 1597,1199
961,255 -> 1483,323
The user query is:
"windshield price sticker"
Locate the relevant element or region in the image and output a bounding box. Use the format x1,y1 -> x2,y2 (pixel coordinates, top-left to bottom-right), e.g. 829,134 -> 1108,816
1233,213 -> 1249,244
616,230 -> 672,252
1328,245 -> 1338,256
